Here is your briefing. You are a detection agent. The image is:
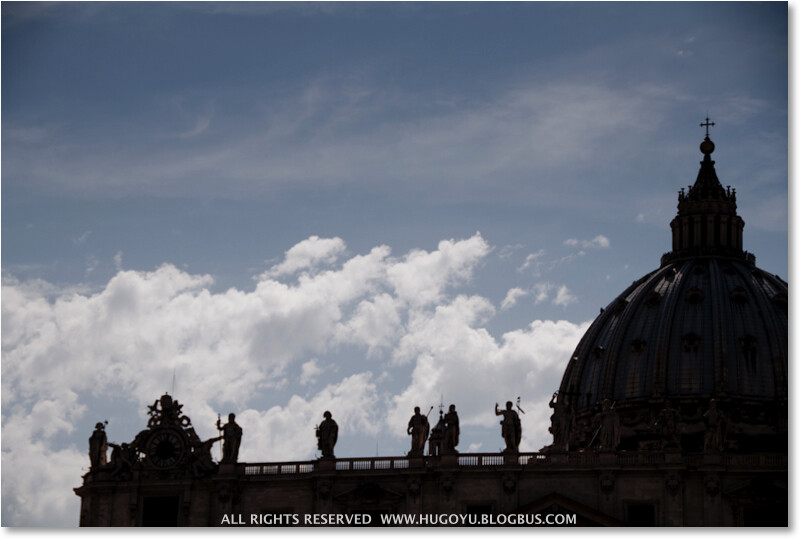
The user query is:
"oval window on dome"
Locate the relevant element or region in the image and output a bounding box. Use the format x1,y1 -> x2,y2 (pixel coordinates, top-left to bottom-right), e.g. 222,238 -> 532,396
772,293 -> 788,312
730,287 -> 748,304
645,291 -> 661,307
630,338 -> 647,354
686,287 -> 704,304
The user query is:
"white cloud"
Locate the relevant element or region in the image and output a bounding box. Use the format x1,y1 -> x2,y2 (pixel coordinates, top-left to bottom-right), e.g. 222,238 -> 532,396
299,359 -> 324,386
84,255 -> 99,275
73,231 -> 91,245
385,234 -> 490,307
1,232 -> 591,525
262,235 -> 347,278
517,249 -> 546,274
498,244 -> 523,260
501,287 -> 528,310
563,235 -> 610,249
334,293 -> 402,356
532,283 -> 554,304
553,285 -> 577,307
113,251 -> 123,271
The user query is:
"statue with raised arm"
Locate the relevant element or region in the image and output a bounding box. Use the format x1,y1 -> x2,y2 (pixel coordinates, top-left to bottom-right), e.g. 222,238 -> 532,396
495,401 -> 522,454
216,413 -> 243,463
108,442 -> 137,481
442,404 -> 460,454
89,422 -> 108,468
592,399 -> 620,451
316,411 -> 338,458
407,406 -> 431,457
190,436 -> 223,476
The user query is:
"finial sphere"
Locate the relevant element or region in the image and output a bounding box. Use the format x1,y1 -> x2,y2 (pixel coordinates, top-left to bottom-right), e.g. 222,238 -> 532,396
700,137 -> 715,155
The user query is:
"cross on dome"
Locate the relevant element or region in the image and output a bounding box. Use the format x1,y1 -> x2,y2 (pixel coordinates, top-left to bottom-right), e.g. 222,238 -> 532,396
700,117 -> 715,137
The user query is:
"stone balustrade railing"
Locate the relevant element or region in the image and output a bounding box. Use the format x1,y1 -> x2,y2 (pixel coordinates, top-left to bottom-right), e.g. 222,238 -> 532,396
240,452 -> 786,477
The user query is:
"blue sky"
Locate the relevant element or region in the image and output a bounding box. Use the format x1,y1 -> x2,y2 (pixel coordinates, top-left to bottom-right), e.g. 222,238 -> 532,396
1,1 -> 787,526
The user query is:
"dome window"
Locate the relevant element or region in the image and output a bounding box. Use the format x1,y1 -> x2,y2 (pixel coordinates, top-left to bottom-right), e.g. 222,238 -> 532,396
593,346 -> 605,360
739,335 -> 758,374
772,293 -> 788,312
645,291 -> 661,307
682,333 -> 701,353
693,264 -> 706,275
631,339 -> 647,354
686,287 -> 704,304
730,287 -> 748,304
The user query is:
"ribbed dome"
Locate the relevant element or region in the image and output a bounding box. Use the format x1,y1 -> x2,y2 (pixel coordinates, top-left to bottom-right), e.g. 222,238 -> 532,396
547,130 -> 788,454
562,258 -> 787,404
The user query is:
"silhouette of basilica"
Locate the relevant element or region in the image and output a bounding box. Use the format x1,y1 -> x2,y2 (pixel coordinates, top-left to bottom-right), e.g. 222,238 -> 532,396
75,124 -> 787,526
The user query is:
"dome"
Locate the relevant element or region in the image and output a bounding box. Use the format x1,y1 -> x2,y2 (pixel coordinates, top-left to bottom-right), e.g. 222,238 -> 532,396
547,129 -> 788,454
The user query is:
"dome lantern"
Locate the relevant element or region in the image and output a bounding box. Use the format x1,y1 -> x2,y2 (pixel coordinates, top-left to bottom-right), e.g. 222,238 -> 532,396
663,119 -> 750,266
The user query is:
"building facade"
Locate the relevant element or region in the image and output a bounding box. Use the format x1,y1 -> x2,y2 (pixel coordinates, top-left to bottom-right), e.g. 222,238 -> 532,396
74,130 -> 788,526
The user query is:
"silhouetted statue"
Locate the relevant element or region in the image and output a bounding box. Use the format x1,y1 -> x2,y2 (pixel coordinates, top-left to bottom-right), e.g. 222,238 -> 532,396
495,401 -> 522,454
703,399 -> 726,452
407,406 -> 430,457
592,399 -> 620,451
654,400 -> 681,449
147,393 -> 190,428
216,413 -> 243,463
316,411 -> 338,458
190,436 -> 222,476
89,422 -> 108,468
443,404 -> 460,454
548,392 -> 573,451
108,442 -> 137,481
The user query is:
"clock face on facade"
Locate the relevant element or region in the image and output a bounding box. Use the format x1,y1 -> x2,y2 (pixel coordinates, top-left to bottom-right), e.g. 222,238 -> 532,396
146,430 -> 186,469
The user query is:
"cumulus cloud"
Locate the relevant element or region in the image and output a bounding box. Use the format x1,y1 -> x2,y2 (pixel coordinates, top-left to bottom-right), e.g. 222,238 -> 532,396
563,235 -> 610,249
261,235 -> 347,278
1,232 -> 588,525
334,293 -> 402,356
386,234 -> 490,307
501,287 -> 528,310
299,359 -> 324,386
